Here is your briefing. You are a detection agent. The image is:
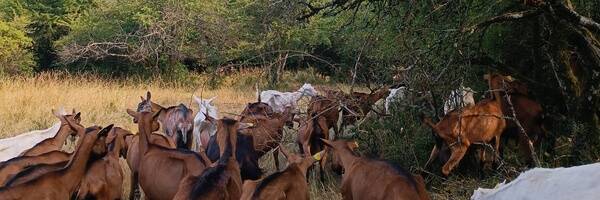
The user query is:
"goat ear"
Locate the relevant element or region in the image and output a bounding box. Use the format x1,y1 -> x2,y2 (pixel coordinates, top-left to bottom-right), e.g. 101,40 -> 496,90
146,91 -> 152,101
74,112 -> 82,122
312,150 -> 325,161
238,122 -> 254,129
279,145 -> 292,159
346,141 -> 359,150
64,115 -> 85,134
98,124 -> 114,138
208,96 -> 217,104
193,95 -> 202,104
320,139 -> 334,148
126,109 -> 138,118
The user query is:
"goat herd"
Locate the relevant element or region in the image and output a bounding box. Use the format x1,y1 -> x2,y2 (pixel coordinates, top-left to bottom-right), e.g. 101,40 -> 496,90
0,73 -> 590,200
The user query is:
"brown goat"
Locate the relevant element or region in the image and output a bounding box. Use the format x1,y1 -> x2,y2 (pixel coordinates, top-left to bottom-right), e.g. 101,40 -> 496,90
307,95 -> 340,138
423,74 -> 509,176
340,87 -> 389,128
0,150 -> 70,186
241,145 -> 322,200
0,117 -> 112,200
173,117 -> 247,200
128,92 -> 211,200
322,139 -> 430,200
239,107 -> 292,170
136,92 -> 195,150
20,111 -> 82,156
76,127 -> 133,200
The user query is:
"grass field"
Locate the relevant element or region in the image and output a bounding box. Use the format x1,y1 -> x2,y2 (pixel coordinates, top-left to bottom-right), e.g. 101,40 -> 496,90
0,70 -> 499,200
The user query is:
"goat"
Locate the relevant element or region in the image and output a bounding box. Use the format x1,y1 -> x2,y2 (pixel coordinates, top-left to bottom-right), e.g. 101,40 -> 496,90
128,92 -> 211,200
0,151 -> 70,186
0,117 -> 112,200
259,83 -> 318,113
307,95 -> 340,139
237,107 -> 292,170
423,74 -> 509,176
241,145 -> 323,200
340,87 -> 390,132
443,86 -> 476,114
0,108 -> 70,162
136,92 -> 195,150
205,130 -> 262,181
76,127 -> 133,200
385,86 -> 407,114
20,111 -> 82,157
322,139 -> 430,200
296,114 -> 328,182
174,117 -> 249,200
471,162 -> 600,200
192,95 -> 218,151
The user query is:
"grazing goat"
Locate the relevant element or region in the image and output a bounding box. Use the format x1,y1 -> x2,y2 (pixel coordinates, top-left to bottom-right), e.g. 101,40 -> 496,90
174,118 -> 248,200
136,92 -> 195,150
340,87 -> 390,130
0,109 -> 70,162
192,95 -> 218,151
0,151 -> 70,186
443,86 -> 476,114
385,86 -> 407,114
76,127 -> 133,200
238,107 -> 293,170
471,162 -> 600,200
322,139 -> 430,200
20,111 -> 82,157
0,117 -> 112,200
240,101 -> 274,122
259,83 -> 318,113
307,95 -> 340,139
128,92 -> 211,200
296,114 -> 328,182
423,74 -> 509,176
241,145 -> 322,200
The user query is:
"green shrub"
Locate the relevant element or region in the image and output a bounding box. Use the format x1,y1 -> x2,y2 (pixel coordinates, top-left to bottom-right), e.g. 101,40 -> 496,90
0,16 -> 34,76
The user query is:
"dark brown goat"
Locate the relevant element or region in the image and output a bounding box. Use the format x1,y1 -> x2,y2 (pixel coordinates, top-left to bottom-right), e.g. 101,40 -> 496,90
136,92 -> 195,150
76,127 -> 133,200
322,139 -> 430,200
173,117 -> 247,200
423,74 -> 509,176
340,87 -> 389,128
241,145 -> 322,200
0,117 -> 112,200
239,107 -> 292,170
20,111 -> 82,156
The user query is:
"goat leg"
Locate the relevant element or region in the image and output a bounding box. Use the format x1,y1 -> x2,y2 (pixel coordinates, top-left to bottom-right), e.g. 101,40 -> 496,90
442,144 -> 468,176
424,145 -> 439,169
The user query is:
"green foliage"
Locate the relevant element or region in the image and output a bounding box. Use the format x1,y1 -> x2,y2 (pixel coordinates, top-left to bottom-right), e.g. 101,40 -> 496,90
0,15 -> 34,76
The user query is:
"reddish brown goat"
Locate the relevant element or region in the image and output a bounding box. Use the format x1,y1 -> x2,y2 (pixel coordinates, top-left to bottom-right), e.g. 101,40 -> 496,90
129,92 -> 211,200
0,150 -> 70,186
173,117 -> 247,200
340,87 -> 390,127
423,74 -> 510,176
307,95 -> 340,138
322,139 -> 430,200
241,145 -> 322,200
76,127 -> 133,200
0,117 -> 112,200
20,111 -> 82,156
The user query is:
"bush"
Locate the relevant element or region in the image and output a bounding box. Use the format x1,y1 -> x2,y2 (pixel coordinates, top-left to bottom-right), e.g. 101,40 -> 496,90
0,16 -> 34,76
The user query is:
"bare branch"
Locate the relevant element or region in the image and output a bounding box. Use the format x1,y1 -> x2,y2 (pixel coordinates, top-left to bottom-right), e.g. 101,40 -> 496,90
465,9 -> 543,33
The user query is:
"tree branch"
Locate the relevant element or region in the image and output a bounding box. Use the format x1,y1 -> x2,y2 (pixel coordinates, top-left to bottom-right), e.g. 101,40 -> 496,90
548,0 -> 600,34
465,9 -> 543,33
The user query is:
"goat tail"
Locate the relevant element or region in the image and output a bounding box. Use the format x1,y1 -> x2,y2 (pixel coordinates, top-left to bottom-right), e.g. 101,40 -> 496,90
413,175 -> 431,200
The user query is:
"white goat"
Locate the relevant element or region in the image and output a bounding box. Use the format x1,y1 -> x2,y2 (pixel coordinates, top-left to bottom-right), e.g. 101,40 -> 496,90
471,162 -> 600,200
192,96 -> 218,151
259,83 -> 318,113
0,109 -> 67,162
385,86 -> 407,114
443,86 -> 475,114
